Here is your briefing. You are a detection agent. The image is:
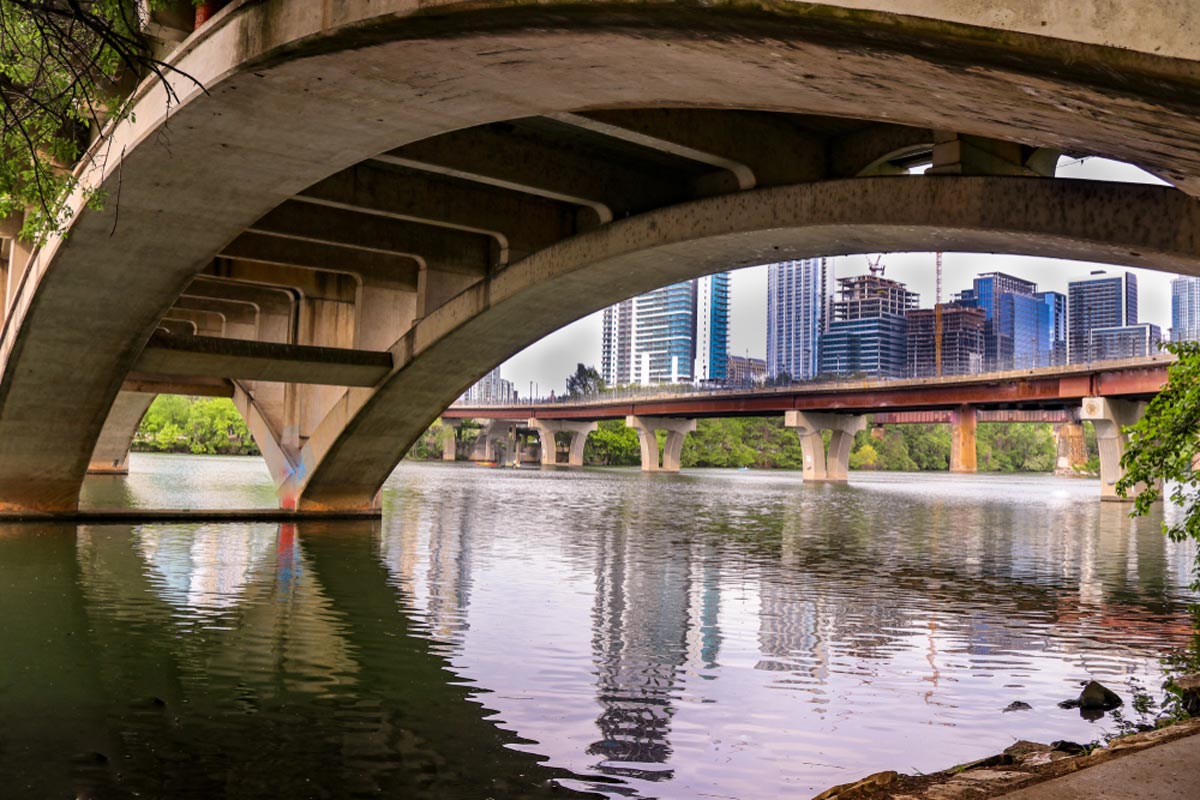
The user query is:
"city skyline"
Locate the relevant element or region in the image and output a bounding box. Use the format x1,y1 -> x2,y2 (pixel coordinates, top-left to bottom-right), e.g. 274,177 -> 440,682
502,158 -> 1180,394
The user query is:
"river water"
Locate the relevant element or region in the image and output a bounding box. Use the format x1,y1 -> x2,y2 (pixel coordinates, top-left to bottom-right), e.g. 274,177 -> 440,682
1,454 -> 1196,798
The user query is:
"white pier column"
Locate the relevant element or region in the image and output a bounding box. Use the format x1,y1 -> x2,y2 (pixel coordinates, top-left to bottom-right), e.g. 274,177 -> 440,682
625,416 -> 696,472
784,411 -> 866,482
1081,397 -> 1149,502
528,419 -> 598,466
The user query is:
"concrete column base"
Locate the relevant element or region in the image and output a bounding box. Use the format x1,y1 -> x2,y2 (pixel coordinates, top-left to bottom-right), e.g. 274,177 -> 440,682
784,411 -> 866,482
1053,421 -> 1087,475
626,416 -> 696,472
1081,396 -> 1149,502
949,404 -> 977,473
529,419 -> 598,466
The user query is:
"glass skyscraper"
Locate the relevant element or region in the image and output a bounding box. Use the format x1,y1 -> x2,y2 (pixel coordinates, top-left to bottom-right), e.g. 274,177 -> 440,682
766,259 -> 828,381
1067,271 -> 1138,363
957,274 -> 1066,370
600,273 -> 730,386
1172,275 -> 1200,341
819,274 -> 916,378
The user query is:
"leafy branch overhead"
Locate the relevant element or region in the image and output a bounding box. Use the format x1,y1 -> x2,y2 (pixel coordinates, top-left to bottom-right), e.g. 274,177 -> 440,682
1117,340 -> 1200,586
0,0 -> 195,240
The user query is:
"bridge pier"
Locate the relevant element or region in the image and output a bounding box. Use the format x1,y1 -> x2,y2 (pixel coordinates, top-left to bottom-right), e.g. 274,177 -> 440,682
87,391 -> 156,474
1081,397 -> 1150,502
949,405 -> 978,474
784,411 -> 866,482
626,416 -> 695,473
1053,421 -> 1088,476
528,419 -> 598,466
441,424 -> 457,462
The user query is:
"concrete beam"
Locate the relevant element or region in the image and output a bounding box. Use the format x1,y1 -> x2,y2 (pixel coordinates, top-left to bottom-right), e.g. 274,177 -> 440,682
248,201 -> 493,275
172,295 -> 259,338
134,333 -> 393,387
297,164 -> 577,263
376,124 -> 685,224
784,410 -> 866,481
219,234 -> 420,292
207,258 -> 361,303
121,373 -> 234,397
626,416 -> 695,472
829,123 -> 934,177
929,132 -> 1059,177
1081,396 -> 1148,501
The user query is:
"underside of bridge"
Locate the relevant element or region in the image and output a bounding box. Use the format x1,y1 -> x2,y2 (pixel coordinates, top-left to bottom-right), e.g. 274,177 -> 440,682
2,0 -> 1200,512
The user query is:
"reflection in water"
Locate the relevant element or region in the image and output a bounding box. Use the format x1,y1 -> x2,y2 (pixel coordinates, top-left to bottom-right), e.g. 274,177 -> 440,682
1,458 -> 1197,799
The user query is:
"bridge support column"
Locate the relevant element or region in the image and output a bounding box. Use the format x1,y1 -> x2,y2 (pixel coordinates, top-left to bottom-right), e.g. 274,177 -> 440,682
1053,421 -> 1088,476
949,405 -> 977,474
529,419 -> 598,466
785,411 -> 866,482
87,391 -> 156,474
626,416 -> 695,472
1081,397 -> 1149,502
441,423 -> 457,462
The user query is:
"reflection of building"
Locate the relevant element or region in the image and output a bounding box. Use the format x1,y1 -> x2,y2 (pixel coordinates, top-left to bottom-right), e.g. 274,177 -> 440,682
726,354 -> 768,386
589,522 -> 697,777
819,274 -> 916,378
767,259 -> 829,381
460,366 -> 516,404
905,303 -> 985,377
1171,275 -> 1200,342
1068,270 -> 1138,363
600,275 -> 731,385
1088,323 -> 1162,361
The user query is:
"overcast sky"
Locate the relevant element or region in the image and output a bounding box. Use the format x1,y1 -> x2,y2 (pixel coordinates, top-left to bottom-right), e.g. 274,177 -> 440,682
502,158 -> 1175,396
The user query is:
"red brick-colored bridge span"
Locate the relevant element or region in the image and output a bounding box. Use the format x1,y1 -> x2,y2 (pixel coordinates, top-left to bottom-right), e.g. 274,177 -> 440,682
443,356 -> 1169,500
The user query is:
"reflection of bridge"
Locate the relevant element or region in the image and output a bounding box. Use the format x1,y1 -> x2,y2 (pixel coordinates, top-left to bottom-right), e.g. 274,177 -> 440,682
444,357 -> 1169,500
3,1 -> 1200,513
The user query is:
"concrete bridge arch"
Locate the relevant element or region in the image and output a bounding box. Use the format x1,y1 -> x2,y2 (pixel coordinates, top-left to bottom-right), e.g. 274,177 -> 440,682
3,0 -> 1200,511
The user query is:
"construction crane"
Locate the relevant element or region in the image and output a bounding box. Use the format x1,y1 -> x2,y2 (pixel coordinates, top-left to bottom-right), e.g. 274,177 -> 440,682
866,254 -> 885,276
934,252 -> 944,377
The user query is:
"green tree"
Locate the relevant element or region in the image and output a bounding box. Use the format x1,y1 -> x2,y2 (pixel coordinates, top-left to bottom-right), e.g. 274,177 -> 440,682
1118,341 -> 1200,586
135,395 -> 257,455
584,420 -> 640,466
1,1 -> 191,239
565,363 -> 604,399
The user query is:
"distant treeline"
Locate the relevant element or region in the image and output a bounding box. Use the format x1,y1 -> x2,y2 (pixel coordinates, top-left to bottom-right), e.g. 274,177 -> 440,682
412,416 -> 1099,473
134,396 -> 259,455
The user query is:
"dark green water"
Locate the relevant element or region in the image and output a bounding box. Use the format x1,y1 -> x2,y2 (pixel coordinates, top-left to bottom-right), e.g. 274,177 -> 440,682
0,454 -> 1195,798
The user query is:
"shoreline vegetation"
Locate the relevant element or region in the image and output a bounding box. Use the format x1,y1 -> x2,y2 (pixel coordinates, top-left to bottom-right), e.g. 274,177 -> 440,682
411,416 -> 1101,474
133,396 -> 1100,475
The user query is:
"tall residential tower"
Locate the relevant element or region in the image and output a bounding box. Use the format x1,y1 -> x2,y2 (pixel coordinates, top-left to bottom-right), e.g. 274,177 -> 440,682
600,273 -> 730,386
766,259 -> 828,381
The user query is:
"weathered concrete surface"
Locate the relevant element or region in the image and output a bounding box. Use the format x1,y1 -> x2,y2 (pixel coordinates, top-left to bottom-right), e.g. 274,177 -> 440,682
87,392 -> 155,474
784,411 -> 866,482
997,730 -> 1200,800
294,178 -> 1200,509
626,416 -> 696,473
823,1 -> 1199,60
6,0 -> 1200,510
1081,396 -> 1147,501
950,404 -> 978,473
134,332 -> 393,387
528,418 -> 597,466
